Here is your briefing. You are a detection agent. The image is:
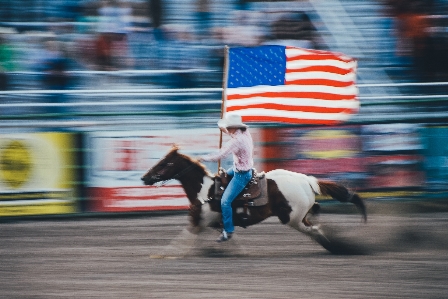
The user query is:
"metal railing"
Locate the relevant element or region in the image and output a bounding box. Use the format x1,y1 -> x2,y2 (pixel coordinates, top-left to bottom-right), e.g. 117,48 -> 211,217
1,81 -> 447,128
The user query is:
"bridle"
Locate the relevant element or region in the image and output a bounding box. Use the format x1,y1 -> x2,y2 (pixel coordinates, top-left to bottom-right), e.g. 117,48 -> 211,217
152,162 -> 198,187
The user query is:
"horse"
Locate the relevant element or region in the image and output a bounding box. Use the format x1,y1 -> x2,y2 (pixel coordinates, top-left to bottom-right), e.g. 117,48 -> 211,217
141,145 -> 367,252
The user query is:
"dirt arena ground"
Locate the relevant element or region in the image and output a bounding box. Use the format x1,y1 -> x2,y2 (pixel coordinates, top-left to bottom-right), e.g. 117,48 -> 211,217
1,202 -> 448,299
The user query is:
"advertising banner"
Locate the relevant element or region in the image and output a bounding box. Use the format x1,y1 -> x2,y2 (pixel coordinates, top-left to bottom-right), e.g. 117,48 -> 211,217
0,132 -> 78,216
85,128 -> 259,212
260,126 -> 365,186
361,123 -> 425,189
260,123 -> 426,196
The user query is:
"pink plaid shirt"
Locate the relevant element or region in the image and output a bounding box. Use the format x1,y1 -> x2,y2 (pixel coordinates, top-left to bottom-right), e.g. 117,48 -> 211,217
201,129 -> 254,171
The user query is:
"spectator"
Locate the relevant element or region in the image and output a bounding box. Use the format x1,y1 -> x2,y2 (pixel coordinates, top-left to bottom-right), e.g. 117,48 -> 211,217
97,0 -> 132,69
95,32 -> 114,70
0,34 -> 15,91
41,40 -> 71,116
387,0 -> 434,81
196,0 -> 212,39
162,26 -> 197,88
236,0 -> 249,11
221,10 -> 263,46
149,0 -> 164,41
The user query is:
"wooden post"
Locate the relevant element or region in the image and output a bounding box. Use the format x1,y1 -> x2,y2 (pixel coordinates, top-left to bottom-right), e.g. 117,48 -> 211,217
218,45 -> 230,170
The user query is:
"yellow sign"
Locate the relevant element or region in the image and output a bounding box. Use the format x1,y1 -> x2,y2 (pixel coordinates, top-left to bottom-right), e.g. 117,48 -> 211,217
0,140 -> 33,189
299,130 -> 360,159
0,132 -> 78,216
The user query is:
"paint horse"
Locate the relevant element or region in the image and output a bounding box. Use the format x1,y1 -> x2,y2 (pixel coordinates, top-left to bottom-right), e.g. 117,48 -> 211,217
141,146 -> 367,251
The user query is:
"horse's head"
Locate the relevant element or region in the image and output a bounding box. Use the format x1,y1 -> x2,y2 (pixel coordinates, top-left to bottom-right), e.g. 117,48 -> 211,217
141,145 -> 210,185
141,145 -> 201,186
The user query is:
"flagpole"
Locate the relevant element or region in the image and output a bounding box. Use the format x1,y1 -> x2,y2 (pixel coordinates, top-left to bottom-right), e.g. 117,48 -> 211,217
218,45 -> 230,170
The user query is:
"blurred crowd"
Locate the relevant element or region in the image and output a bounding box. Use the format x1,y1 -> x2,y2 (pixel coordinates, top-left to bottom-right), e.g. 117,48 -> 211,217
0,0 -> 448,93
0,0 -> 325,91
382,0 -> 448,81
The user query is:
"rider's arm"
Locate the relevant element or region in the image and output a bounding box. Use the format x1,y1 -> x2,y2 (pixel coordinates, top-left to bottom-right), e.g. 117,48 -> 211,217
199,137 -> 237,162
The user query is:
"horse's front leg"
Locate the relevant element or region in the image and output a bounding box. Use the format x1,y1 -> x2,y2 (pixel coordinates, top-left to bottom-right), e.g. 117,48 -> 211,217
197,202 -> 222,229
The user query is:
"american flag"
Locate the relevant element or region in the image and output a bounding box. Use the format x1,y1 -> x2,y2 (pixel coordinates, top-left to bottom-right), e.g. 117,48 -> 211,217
224,45 -> 359,125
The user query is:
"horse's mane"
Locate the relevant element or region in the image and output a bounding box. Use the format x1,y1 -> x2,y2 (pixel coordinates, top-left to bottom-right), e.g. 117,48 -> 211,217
168,145 -> 213,177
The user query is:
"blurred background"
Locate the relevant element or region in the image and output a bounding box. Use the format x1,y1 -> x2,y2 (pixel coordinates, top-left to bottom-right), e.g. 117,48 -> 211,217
1,0 -> 448,217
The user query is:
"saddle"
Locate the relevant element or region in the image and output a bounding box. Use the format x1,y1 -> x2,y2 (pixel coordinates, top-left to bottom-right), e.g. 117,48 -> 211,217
214,168 -> 268,209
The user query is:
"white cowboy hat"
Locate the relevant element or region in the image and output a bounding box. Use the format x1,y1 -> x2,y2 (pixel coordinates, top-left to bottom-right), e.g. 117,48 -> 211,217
217,114 -> 248,129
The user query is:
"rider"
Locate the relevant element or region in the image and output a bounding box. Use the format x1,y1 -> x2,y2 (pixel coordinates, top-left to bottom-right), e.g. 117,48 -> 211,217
198,113 -> 254,242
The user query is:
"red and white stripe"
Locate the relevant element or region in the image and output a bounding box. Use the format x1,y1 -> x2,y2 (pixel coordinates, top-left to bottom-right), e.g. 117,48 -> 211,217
225,47 -> 359,125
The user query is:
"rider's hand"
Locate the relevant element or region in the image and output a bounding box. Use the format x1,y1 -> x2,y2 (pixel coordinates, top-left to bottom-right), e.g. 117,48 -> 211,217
219,127 -> 229,134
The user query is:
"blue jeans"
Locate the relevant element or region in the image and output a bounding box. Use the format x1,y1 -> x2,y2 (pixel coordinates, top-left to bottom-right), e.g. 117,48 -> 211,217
221,167 -> 252,234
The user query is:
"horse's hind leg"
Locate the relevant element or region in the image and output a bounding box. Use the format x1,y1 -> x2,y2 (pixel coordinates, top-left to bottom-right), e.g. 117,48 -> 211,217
302,217 -> 312,227
288,210 -> 319,235
302,202 -> 320,227
290,219 -> 325,244
288,208 -> 329,247
289,219 -> 331,249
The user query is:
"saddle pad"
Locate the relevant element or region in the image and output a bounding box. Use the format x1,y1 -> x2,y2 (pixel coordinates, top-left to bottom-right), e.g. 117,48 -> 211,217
244,173 -> 268,207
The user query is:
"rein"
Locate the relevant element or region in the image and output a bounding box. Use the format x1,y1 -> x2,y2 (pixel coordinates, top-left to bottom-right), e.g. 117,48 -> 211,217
173,163 -> 198,180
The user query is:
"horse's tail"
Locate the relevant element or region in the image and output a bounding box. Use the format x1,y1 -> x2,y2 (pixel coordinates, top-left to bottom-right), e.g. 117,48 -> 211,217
317,180 -> 367,223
